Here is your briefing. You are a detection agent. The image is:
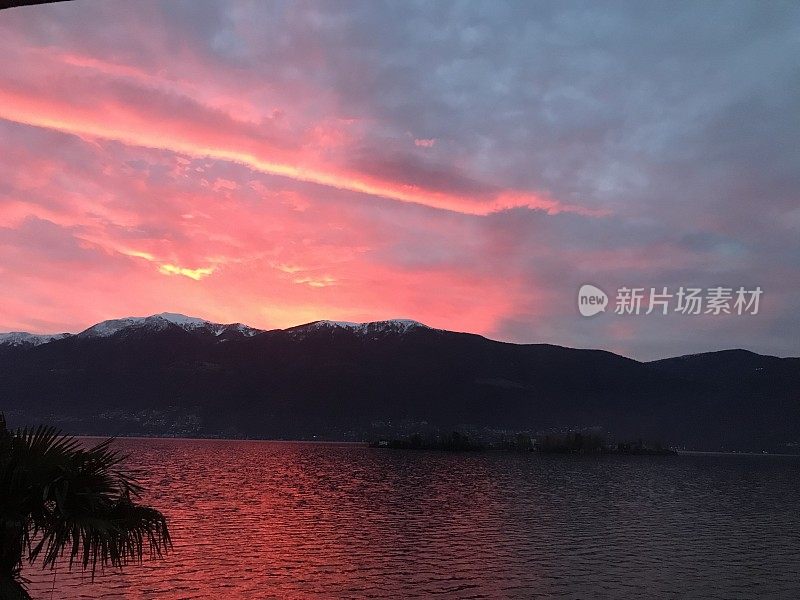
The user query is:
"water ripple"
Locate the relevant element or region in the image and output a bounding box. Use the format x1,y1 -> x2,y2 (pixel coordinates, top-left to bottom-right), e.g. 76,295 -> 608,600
24,441 -> 800,599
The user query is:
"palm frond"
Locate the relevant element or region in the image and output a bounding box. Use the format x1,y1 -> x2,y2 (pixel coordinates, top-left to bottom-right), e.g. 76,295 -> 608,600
31,496 -> 171,574
0,576 -> 33,600
0,414 -> 171,586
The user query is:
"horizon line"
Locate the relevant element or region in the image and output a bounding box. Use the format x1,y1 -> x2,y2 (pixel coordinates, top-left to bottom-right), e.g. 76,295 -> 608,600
1,311 -> 797,363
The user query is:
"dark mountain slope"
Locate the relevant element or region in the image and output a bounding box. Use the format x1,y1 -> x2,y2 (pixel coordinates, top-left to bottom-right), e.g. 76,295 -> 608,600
0,317 -> 797,451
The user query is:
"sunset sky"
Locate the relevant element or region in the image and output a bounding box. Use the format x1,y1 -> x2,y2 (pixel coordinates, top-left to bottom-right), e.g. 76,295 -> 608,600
0,0 -> 798,360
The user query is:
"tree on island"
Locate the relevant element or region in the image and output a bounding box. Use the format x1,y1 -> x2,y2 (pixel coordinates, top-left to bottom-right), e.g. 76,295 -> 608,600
0,414 -> 170,599
536,432 -> 606,454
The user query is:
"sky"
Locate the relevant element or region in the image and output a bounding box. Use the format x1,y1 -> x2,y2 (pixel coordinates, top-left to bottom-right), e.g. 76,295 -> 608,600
0,0 -> 798,360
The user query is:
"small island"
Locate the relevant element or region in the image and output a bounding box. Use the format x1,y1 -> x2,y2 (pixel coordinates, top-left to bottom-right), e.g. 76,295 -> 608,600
371,431 -> 484,451
371,431 -> 676,455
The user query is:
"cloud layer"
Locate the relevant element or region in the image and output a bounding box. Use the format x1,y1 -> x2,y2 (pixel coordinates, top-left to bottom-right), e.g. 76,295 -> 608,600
0,0 -> 798,359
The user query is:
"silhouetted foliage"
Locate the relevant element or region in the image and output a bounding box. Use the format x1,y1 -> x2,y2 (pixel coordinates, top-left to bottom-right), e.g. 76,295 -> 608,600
500,433 -> 535,452
536,432 -> 607,454
0,414 -> 171,599
616,438 -> 675,455
533,433 -> 675,455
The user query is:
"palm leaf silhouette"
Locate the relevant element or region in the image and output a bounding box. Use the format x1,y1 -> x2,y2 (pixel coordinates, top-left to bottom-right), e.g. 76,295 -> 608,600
0,414 -> 170,598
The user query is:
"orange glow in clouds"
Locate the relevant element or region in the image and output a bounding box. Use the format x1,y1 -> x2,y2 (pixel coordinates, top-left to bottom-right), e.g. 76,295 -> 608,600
0,87 -> 592,218
0,34 -> 571,337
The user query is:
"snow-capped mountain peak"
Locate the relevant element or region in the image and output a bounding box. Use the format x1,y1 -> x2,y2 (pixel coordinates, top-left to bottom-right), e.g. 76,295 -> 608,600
75,313 -> 263,339
0,332 -> 71,348
155,312 -> 209,328
291,318 -> 431,337
0,314 -> 429,347
77,316 -> 161,338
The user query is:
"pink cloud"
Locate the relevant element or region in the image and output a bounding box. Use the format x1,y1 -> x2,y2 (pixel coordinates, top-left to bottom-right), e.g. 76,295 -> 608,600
0,25 -> 591,218
0,3 -> 790,362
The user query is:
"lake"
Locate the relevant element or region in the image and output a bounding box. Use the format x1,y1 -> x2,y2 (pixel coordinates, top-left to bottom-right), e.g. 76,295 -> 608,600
24,439 -> 800,599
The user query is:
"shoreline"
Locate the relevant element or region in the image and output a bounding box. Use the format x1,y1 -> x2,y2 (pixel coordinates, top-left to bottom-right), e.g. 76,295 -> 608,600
69,435 -> 800,456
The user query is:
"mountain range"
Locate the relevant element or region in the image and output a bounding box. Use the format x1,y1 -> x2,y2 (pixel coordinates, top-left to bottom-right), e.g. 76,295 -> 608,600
1,313 -> 798,452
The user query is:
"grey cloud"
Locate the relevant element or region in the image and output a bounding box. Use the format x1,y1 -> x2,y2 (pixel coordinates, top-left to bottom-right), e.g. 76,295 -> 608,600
2,0 -> 797,358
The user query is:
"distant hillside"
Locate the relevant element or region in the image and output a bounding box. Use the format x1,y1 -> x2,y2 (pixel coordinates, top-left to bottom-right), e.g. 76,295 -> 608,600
0,314 -> 798,452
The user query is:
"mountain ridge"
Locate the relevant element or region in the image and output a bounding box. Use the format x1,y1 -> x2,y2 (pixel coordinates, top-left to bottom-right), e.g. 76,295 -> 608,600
1,313 -> 797,451
1,313 -> 794,362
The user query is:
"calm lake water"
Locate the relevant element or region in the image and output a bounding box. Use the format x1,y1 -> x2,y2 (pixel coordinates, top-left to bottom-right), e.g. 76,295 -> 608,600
24,439 -> 800,599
